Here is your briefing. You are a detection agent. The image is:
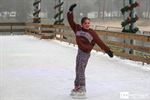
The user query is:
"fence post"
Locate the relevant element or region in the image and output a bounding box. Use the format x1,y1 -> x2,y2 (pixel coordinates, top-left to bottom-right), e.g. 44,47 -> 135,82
10,24 -> 13,33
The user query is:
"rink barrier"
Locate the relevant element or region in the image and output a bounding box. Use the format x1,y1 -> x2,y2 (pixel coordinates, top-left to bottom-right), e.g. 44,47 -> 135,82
25,23 -> 55,39
0,22 -> 25,33
24,23 -> 150,64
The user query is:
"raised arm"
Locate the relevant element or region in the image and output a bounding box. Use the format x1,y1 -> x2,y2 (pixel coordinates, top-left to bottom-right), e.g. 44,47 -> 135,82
67,4 -> 78,33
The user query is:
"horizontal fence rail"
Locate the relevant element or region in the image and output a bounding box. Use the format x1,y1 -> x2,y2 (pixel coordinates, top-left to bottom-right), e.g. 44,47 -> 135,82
0,22 -> 25,33
0,22 -> 25,26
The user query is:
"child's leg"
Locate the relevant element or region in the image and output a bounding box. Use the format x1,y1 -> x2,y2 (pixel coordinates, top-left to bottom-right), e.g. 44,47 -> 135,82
74,49 -> 90,89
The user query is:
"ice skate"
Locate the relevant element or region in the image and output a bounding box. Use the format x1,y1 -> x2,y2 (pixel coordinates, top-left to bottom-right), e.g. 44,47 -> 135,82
70,86 -> 87,99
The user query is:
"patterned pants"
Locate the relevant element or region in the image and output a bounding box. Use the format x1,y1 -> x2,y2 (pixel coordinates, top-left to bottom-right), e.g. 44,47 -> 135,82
74,49 -> 90,87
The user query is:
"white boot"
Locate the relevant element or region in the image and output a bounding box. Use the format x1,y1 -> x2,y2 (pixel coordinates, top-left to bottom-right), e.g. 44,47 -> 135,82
70,86 -> 87,99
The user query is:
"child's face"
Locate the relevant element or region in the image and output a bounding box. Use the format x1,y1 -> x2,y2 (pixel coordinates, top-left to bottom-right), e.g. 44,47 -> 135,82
82,19 -> 90,30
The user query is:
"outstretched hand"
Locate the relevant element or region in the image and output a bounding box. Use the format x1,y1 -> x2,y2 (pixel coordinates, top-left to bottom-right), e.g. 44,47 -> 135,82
69,4 -> 77,12
106,50 -> 113,58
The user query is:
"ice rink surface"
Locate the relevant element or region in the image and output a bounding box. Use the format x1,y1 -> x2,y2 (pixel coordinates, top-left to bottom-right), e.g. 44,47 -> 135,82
0,35 -> 150,100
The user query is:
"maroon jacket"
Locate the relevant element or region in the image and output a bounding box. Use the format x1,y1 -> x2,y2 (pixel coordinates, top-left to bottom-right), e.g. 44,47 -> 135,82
67,11 -> 110,53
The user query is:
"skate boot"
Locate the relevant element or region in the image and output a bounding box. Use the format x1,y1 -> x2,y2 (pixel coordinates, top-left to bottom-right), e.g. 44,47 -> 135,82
70,86 -> 86,99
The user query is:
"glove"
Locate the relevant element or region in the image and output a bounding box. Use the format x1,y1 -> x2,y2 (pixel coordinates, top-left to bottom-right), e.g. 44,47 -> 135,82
69,4 -> 77,12
106,50 -> 113,58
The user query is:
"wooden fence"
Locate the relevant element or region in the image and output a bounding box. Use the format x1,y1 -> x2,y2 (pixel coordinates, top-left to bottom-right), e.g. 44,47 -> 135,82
0,22 -> 149,64
25,23 -> 150,64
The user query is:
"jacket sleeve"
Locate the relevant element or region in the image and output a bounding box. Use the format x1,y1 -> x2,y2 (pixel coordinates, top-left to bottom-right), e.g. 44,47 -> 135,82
91,30 -> 110,52
67,11 -> 78,33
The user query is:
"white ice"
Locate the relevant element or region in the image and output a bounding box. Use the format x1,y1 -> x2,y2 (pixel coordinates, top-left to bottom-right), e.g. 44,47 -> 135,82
0,35 -> 150,100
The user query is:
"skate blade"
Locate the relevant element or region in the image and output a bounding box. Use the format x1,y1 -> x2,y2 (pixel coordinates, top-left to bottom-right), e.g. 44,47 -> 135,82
71,95 -> 87,99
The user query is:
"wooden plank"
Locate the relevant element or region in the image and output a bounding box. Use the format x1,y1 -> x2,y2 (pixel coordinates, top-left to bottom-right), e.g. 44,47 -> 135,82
27,24 -> 59,28
41,24 -> 54,28
41,24 -> 70,30
0,29 -> 25,32
55,32 -> 65,34
25,28 -> 41,33
0,22 -> 25,26
25,23 -> 41,27
32,33 -> 42,39
107,26 -> 122,30
26,24 -> 70,31
106,41 -> 150,53
41,30 -> 54,33
41,34 -> 55,39
26,28 -> 54,34
96,30 -> 150,42
54,25 -> 70,29
114,52 -> 150,64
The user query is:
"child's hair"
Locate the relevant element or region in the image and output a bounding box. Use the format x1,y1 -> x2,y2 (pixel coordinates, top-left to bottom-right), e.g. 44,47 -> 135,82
81,17 -> 90,24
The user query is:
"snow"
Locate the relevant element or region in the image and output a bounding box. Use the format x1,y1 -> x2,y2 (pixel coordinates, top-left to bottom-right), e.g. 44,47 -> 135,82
0,35 -> 150,100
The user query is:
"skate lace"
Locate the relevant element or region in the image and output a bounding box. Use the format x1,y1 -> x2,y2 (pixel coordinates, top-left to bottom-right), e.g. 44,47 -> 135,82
72,86 -> 81,92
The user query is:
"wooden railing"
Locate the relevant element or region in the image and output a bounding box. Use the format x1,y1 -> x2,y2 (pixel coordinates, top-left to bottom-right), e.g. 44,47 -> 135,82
25,23 -> 150,64
0,22 -> 25,33
95,30 -> 150,64
2,22 -> 148,64
25,23 -> 56,39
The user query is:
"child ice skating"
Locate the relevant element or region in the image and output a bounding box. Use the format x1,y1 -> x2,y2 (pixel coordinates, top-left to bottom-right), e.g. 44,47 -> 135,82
67,4 -> 113,98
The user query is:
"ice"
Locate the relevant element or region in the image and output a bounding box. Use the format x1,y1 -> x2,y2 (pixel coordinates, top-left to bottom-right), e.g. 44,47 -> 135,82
0,35 -> 150,100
